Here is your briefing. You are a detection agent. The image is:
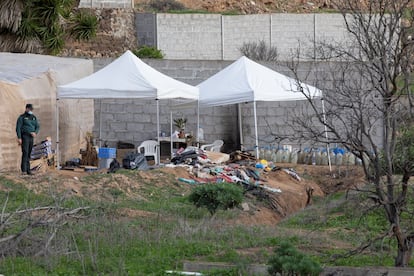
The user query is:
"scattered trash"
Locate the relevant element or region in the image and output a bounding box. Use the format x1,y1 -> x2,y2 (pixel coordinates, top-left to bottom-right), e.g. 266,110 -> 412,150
262,185 -> 282,193
107,159 -> 121,173
241,202 -> 250,211
165,271 -> 202,275
282,168 -> 301,181
122,152 -> 148,170
178,177 -> 196,184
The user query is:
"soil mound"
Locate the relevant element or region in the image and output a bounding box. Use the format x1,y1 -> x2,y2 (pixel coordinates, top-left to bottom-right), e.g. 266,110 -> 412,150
1,164 -> 365,225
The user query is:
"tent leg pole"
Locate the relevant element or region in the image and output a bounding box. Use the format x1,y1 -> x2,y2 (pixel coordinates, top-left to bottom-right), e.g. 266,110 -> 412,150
156,99 -> 160,165
253,101 -> 259,159
56,98 -> 60,170
238,103 -> 244,151
99,99 -> 103,147
197,101 -> 200,147
170,111 -> 173,159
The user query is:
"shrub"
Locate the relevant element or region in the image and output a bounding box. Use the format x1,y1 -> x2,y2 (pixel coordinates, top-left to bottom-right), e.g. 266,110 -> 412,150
268,240 -> 322,276
188,183 -> 244,215
43,23 -> 65,55
239,40 -> 278,61
147,0 -> 186,12
70,9 -> 98,41
132,46 -> 164,59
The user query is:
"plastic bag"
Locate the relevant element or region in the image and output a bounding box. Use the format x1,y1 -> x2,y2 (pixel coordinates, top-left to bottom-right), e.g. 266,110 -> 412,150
122,152 -> 148,170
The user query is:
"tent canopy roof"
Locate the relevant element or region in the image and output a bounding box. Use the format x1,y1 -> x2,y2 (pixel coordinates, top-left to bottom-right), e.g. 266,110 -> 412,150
197,56 -> 322,107
58,50 -> 198,100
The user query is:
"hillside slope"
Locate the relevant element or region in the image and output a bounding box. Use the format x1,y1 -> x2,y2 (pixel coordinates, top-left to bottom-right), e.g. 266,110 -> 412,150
135,0 -> 335,14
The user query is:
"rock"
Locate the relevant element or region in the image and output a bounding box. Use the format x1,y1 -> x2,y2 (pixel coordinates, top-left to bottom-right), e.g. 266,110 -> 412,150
241,202 -> 250,211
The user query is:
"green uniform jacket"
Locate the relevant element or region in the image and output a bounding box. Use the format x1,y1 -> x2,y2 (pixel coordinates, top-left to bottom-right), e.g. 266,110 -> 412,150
16,112 -> 40,139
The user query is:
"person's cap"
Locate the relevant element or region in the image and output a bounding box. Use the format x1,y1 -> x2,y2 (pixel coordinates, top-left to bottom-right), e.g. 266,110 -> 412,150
25,104 -> 33,110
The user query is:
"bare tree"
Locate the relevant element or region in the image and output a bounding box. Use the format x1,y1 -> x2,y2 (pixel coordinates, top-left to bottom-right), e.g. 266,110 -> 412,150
288,0 -> 414,267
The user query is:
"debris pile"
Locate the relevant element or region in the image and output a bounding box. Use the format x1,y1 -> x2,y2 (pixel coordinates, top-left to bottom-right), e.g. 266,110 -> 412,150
29,137 -> 54,173
164,146 -> 314,216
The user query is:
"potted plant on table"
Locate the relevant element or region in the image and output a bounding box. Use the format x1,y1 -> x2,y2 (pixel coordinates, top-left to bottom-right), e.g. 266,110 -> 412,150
174,117 -> 187,138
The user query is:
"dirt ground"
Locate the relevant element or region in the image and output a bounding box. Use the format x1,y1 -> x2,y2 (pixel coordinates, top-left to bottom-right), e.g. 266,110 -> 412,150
0,162 -> 366,226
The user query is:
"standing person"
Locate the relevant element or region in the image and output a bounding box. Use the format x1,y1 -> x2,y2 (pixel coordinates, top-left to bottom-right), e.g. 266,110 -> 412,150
16,104 -> 40,175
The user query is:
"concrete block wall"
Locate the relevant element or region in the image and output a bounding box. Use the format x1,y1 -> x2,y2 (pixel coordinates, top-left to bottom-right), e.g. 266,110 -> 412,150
157,14 -> 223,60
91,58 -> 321,152
271,14 -> 315,60
135,13 -> 157,47
315,13 -> 350,47
142,13 -> 350,61
94,98 -> 239,153
223,14 -> 271,60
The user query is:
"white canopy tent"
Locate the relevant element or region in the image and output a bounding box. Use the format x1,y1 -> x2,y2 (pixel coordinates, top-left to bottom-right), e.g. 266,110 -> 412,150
57,50 -> 199,166
197,56 -> 324,160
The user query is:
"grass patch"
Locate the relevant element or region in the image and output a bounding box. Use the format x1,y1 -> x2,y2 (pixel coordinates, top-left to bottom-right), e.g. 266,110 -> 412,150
278,187 -> 404,266
0,176 -> 51,211
1,171 -> 413,274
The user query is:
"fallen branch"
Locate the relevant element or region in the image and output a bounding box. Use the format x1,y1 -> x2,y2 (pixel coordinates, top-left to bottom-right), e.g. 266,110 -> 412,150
0,204 -> 90,258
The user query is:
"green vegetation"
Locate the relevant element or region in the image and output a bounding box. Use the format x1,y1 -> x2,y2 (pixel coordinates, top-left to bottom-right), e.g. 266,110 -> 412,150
132,45 -> 164,59
279,188 -> 413,267
70,9 -> 98,41
1,0 -> 98,54
268,240 -> 322,276
188,182 -> 244,215
146,0 -> 186,12
1,171 -> 413,274
394,125 -> 414,174
136,0 -> 240,15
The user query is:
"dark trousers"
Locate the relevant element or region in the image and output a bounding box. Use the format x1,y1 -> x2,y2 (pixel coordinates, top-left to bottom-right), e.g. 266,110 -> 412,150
21,133 -> 33,173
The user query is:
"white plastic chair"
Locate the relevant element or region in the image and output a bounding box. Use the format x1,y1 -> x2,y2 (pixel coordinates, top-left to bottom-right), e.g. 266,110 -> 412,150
137,140 -> 158,164
200,140 -> 224,152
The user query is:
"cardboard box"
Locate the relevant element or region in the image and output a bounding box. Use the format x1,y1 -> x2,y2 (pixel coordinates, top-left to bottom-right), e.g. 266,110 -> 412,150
116,149 -> 135,165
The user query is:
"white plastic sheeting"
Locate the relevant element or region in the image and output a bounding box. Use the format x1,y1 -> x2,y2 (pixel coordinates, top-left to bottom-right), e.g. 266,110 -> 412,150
0,52 -> 93,171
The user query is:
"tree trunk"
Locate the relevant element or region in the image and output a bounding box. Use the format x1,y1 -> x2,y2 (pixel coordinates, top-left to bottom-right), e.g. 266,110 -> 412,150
395,241 -> 413,267
394,229 -> 414,266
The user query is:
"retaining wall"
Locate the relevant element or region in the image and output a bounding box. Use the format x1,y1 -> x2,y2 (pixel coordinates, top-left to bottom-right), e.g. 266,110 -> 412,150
64,10 -> 349,61
136,13 -> 350,61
